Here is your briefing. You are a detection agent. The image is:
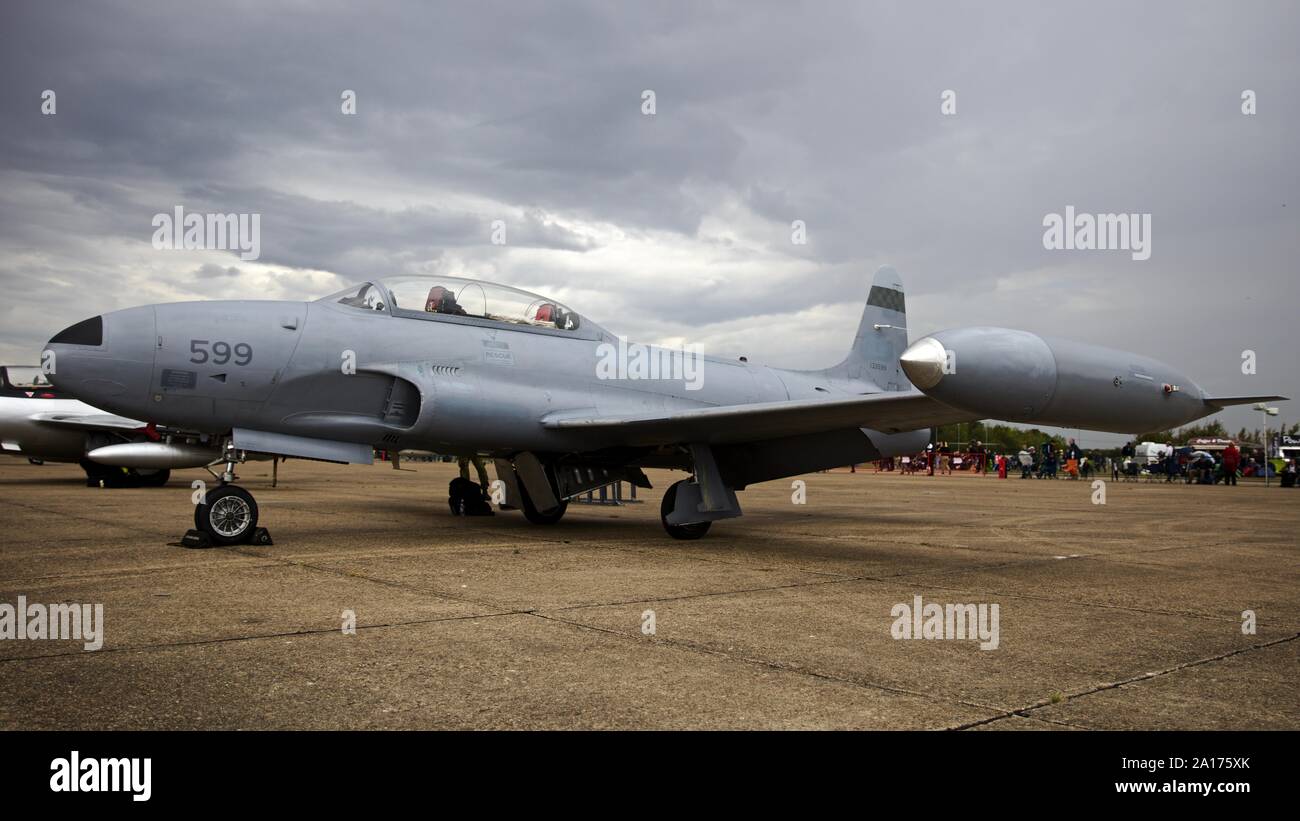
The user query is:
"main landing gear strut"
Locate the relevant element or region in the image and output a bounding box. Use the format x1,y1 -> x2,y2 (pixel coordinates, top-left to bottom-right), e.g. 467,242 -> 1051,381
658,444 -> 743,540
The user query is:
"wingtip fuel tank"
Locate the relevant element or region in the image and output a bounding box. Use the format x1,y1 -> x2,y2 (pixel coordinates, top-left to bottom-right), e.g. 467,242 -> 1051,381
900,327 -> 1213,434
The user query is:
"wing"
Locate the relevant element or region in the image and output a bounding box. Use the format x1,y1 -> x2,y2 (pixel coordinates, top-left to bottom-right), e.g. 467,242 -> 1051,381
27,411 -> 146,431
542,391 -> 978,447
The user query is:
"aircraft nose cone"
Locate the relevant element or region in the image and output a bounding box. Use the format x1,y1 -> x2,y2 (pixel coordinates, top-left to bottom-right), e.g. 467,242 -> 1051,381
45,306 -> 156,412
900,336 -> 947,389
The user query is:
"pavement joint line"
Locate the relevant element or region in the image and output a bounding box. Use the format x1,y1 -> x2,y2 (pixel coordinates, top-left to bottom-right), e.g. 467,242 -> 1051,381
545,563 -> 1277,629
219,545 -> 522,613
0,559 -> 286,587
526,609 -> 1005,722
0,608 -> 530,665
743,527 -> 1061,555
546,574 -> 873,612
894,576 -> 1272,625
709,531 -> 1166,574
870,557 -> 1071,581
984,713 -> 1095,730
594,529 -> 1059,578
550,542 -> 861,580
449,534 -> 865,580
883,551 -> 1300,624
1029,715 -> 1097,729
732,524 -> 1284,568
275,547 -> 868,617
945,631 -> 1300,731
1088,553 -> 1300,581
2,499 -> 174,540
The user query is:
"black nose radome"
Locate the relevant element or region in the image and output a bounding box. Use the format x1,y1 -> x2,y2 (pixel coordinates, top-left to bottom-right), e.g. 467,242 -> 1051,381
44,307 -> 155,412
49,315 -> 103,346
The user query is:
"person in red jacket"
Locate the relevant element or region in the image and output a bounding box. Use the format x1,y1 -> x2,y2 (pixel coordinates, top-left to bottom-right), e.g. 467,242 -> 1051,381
1222,442 -> 1240,486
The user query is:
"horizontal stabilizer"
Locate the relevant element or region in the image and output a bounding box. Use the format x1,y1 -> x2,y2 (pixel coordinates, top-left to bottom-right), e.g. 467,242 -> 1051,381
1204,395 -> 1289,408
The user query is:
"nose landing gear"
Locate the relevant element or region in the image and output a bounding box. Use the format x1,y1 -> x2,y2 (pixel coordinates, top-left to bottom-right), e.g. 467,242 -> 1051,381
188,483 -> 272,547
194,484 -> 260,545
183,444 -> 272,548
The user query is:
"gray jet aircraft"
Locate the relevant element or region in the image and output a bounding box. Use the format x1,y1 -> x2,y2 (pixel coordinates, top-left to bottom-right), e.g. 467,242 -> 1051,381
43,267 -> 1284,543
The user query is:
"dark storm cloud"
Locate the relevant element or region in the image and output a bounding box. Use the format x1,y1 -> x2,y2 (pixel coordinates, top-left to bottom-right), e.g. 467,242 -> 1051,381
0,0 -> 1296,438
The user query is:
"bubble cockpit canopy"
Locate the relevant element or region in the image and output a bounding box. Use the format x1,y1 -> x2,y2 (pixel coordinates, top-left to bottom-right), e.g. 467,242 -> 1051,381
325,275 -> 582,332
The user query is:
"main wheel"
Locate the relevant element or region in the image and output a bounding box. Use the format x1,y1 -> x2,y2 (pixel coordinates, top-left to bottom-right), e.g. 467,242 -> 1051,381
660,480 -> 711,540
516,478 -> 567,525
135,468 -> 171,487
80,458 -> 113,486
194,484 -> 259,545
79,461 -> 171,488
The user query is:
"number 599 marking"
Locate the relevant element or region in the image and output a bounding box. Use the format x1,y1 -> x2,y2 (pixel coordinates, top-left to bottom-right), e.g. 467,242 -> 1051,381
190,340 -> 253,366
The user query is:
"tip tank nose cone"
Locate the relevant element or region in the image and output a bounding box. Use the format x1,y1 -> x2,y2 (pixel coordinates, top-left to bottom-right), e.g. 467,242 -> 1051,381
900,336 -> 947,389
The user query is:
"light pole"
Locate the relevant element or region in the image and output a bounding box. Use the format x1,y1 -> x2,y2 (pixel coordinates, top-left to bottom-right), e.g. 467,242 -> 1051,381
1254,403 -> 1279,487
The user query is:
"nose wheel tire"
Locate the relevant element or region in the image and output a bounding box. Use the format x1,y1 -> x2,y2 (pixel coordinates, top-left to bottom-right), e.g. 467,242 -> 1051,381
194,485 -> 259,545
660,480 -> 712,540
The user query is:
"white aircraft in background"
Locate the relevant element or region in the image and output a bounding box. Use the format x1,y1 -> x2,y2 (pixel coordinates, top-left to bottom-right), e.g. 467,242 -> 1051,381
0,365 -> 173,486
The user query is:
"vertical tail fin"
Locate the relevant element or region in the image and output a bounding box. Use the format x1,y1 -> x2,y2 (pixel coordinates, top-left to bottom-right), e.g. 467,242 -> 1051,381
820,266 -> 909,388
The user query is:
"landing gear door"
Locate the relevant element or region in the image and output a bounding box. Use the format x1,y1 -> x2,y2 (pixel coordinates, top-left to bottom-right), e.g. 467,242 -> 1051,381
493,458 -> 521,510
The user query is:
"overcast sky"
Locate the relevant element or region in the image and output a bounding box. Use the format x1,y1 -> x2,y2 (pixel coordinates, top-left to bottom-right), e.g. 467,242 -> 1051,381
2,1 -> 1296,446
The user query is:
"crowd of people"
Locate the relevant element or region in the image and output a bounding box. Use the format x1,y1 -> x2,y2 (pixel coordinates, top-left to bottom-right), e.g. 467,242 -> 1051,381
874,439 -> 1096,479
1106,440 -> 1297,486
869,438 -> 1300,487
874,441 -> 984,476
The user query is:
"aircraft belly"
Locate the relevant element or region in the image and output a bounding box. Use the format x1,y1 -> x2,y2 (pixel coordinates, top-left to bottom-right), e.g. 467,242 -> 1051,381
714,426 -> 927,487
715,428 -> 882,487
